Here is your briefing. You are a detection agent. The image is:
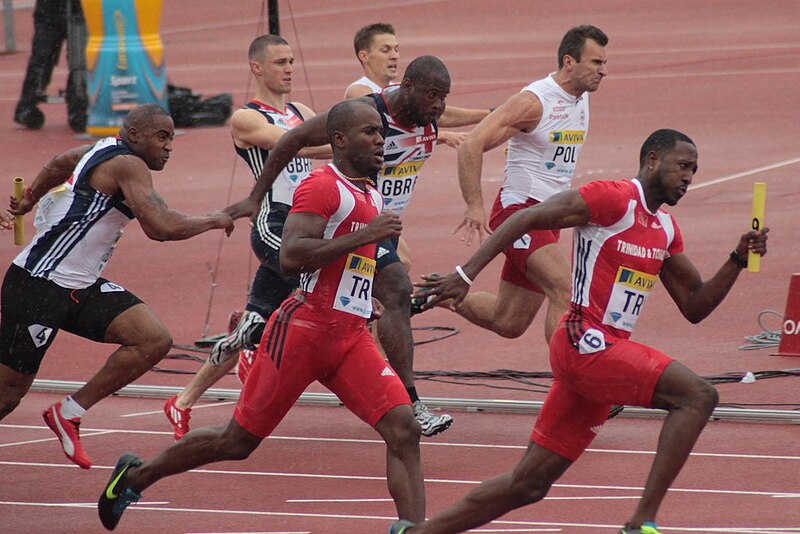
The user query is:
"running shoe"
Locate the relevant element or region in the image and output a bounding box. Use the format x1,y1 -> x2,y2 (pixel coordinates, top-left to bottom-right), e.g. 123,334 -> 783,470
413,400 -> 453,436
163,394 -> 191,441
42,402 -> 92,469
208,310 -> 265,366
619,522 -> 661,534
389,520 -> 416,533
98,452 -> 143,531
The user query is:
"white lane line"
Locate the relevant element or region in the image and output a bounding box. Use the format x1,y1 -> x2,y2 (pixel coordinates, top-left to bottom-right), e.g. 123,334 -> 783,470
3,500 -> 798,532
3,423 -> 800,461
120,401 -> 237,418
1,460 -> 797,498
0,430 -> 115,448
690,157 -> 800,191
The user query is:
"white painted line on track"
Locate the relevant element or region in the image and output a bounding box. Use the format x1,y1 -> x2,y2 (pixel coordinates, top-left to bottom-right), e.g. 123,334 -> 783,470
120,401 -> 237,418
3,423 -> 800,461
689,157 -> 800,191
1,460 -> 797,498
3,500 -> 799,533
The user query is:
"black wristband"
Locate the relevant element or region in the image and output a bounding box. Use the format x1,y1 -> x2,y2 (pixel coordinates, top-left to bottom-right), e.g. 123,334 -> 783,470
729,250 -> 748,269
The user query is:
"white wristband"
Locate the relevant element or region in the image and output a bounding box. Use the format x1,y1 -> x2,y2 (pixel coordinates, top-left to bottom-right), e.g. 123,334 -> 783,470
455,265 -> 473,286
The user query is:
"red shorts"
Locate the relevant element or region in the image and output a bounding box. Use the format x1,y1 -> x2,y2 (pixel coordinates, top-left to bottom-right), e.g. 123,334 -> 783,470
233,298 -> 410,438
489,194 -> 560,293
531,323 -> 673,461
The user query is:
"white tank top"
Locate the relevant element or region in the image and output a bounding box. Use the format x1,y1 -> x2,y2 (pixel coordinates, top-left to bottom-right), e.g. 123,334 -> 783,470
345,76 -> 384,97
501,74 -> 590,206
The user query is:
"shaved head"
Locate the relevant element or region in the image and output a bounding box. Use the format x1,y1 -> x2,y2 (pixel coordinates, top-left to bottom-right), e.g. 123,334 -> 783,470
326,99 -> 377,141
403,55 -> 449,86
122,104 -> 170,132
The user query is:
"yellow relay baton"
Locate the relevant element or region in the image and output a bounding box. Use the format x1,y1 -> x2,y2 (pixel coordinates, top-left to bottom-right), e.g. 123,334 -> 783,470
748,181 -> 766,273
13,177 -> 25,246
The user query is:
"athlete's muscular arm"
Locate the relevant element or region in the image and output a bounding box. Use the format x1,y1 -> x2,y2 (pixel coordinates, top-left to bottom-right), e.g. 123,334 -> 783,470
8,145 -> 90,215
438,105 -> 490,128
417,189 -> 589,309
660,229 -> 769,324
280,211 -> 402,276
225,112 -> 331,220
104,156 -> 234,241
455,91 -> 543,246
230,105 -> 332,159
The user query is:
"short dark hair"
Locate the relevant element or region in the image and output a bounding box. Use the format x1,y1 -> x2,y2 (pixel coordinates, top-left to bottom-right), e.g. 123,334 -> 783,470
123,104 -> 169,131
353,23 -> 396,56
249,34 -> 289,60
403,55 -> 449,86
639,129 -> 696,168
326,99 -> 374,141
557,25 -> 608,68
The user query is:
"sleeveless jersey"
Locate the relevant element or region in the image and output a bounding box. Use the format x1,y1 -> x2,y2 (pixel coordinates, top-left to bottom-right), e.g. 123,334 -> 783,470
502,74 -> 590,206
291,163 -> 384,326
369,88 -> 438,215
566,179 -> 684,349
345,75 -> 383,96
13,137 -> 136,289
234,101 -> 313,238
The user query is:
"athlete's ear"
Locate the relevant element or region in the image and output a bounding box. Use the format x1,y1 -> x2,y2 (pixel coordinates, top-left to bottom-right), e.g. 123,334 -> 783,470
357,49 -> 369,65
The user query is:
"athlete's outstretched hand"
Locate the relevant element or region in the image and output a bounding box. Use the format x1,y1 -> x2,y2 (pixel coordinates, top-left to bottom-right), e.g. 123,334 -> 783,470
224,197 -> 259,221
454,204 -> 491,247
0,209 -> 13,230
208,210 -> 235,237
364,212 -> 402,243
413,271 -> 470,311
438,131 -> 468,149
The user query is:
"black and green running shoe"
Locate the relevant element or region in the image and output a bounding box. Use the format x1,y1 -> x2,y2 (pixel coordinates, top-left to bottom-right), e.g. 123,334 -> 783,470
98,452 -> 143,530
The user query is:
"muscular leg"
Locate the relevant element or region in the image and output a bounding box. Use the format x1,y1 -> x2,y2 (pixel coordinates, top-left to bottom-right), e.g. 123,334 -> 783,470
453,243 -> 571,341
454,281 -> 543,338
173,357 -> 238,410
70,304 -> 172,410
374,262 -> 415,388
625,361 -> 719,528
0,365 -> 36,420
375,405 -> 425,522
412,442 -> 572,533
127,417 -> 262,492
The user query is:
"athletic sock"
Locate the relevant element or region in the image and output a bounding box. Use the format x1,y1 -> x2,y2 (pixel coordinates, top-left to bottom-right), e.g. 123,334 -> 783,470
60,395 -> 87,419
406,387 -> 419,403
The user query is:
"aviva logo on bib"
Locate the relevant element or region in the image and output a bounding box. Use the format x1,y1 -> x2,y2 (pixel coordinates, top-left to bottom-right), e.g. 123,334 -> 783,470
347,254 -> 376,277
550,130 -> 585,144
616,267 -> 656,291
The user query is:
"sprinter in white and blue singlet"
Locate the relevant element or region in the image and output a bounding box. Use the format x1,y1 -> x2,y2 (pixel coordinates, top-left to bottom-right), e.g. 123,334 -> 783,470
1,104 -> 233,470
226,56 -> 490,437
162,35 -> 332,441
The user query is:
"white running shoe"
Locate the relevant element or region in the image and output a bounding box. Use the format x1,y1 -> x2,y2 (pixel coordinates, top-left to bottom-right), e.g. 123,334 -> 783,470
413,400 -> 453,436
208,310 -> 265,366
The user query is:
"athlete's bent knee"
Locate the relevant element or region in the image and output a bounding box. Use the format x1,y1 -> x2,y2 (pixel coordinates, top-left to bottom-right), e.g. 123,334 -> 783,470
509,474 -> 551,506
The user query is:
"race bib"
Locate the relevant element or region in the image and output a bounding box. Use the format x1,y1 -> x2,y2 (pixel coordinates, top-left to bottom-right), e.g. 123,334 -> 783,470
603,266 -> 657,332
541,129 -> 585,176
378,160 -> 425,214
333,253 -> 376,318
